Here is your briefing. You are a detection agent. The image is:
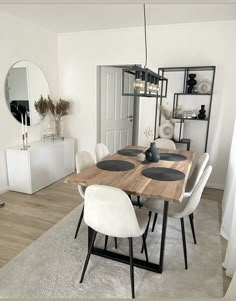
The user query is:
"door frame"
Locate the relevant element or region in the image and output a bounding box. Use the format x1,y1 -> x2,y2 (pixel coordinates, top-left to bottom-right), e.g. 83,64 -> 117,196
96,64 -> 140,146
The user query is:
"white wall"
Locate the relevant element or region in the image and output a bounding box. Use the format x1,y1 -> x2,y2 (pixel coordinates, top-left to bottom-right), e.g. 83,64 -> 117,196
58,20 -> 236,189
0,12 -> 58,193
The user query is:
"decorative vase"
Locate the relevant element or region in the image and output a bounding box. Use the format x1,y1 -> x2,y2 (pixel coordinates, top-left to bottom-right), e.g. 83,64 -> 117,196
55,117 -> 62,139
137,152 -> 146,162
159,120 -> 174,139
145,142 -> 160,162
187,74 -> 197,94
198,105 -> 206,119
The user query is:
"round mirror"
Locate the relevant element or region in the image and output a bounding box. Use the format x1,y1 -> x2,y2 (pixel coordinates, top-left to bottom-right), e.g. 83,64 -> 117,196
5,61 -> 49,126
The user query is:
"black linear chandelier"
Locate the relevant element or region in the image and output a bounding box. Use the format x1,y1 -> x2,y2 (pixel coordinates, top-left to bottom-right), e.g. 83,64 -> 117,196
122,4 -> 168,98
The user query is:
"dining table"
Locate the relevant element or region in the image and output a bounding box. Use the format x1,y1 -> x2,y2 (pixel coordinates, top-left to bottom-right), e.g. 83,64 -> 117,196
65,145 -> 194,274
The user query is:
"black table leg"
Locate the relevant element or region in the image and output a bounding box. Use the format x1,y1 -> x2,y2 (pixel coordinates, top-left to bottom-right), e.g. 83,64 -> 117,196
159,201 -> 169,274
87,201 -> 170,274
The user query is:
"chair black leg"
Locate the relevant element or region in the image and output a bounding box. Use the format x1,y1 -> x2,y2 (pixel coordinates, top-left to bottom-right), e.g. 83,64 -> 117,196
151,213 -> 158,232
137,196 -> 141,208
114,237 -> 118,249
80,229 -> 97,283
128,238 -> 135,299
189,213 -> 197,244
104,235 -> 108,250
142,234 -> 149,262
74,206 -> 84,239
180,218 -> 188,270
141,211 -> 152,253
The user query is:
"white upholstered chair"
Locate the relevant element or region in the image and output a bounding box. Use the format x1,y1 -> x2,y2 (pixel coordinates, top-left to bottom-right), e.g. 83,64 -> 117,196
148,152 -> 209,234
74,151 -> 95,239
144,166 -> 212,269
95,143 -> 110,162
80,185 -> 149,298
154,138 -> 176,150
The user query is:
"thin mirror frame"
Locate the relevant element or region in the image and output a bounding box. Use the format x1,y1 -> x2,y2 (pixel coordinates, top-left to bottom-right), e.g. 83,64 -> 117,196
5,60 -> 50,127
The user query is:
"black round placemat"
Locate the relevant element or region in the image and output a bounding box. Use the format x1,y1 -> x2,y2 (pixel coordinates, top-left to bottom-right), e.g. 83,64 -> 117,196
142,167 -> 185,181
117,149 -> 143,156
96,160 -> 135,171
160,153 -> 187,161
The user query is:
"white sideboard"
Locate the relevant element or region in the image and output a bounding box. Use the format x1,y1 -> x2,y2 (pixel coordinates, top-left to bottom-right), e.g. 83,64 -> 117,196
6,138 -> 75,194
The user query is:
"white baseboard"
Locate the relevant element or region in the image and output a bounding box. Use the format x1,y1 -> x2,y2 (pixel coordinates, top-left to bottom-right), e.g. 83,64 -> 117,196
0,186 -> 9,194
206,183 -> 224,191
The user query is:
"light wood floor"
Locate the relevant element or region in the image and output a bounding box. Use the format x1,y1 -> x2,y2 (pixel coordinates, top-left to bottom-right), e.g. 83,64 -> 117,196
0,180 -> 231,295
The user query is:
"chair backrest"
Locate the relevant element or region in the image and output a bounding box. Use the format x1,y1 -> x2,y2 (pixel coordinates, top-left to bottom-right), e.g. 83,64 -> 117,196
75,151 -> 95,173
84,185 -> 143,238
75,151 -> 95,199
176,166 -> 212,218
185,153 -> 209,195
154,138 -> 176,150
95,143 -> 110,162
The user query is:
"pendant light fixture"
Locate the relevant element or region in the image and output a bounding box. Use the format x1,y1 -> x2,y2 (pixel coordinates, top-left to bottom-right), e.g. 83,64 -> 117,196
122,4 -> 168,97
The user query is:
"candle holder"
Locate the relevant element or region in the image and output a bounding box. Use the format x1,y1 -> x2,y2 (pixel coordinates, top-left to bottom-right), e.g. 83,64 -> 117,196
21,134 -> 27,150
25,132 -> 30,148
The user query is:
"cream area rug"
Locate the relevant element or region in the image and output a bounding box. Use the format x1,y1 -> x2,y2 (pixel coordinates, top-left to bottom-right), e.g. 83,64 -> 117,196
0,199 -> 223,298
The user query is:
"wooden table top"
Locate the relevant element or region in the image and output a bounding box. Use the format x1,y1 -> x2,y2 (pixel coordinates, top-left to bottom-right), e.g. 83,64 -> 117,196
65,146 -> 194,203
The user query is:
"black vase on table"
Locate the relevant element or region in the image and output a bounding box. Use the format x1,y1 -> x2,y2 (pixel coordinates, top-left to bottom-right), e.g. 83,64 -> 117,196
198,105 -> 206,120
187,74 -> 197,94
145,142 -> 160,162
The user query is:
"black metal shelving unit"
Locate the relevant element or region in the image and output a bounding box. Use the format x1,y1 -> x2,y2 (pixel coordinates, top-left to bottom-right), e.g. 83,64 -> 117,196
154,66 -> 216,151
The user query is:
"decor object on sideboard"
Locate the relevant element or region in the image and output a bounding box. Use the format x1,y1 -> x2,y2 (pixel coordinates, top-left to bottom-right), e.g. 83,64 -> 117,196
35,96 -> 70,139
20,113 -> 30,150
144,127 -> 160,162
122,4 -> 168,97
34,95 -> 48,119
47,97 -> 70,139
5,60 -> 50,126
198,105 -> 206,119
187,74 -> 197,94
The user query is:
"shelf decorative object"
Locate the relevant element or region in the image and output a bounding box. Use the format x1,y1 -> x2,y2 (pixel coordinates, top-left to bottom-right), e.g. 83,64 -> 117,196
198,80 -> 211,94
187,74 -> 197,94
158,103 -> 182,139
155,66 -> 216,151
198,105 -> 206,119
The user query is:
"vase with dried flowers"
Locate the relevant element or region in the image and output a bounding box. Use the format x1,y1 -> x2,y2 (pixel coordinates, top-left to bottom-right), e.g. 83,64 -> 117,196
34,95 -> 49,120
34,96 -> 70,139
47,96 -> 70,139
144,127 -> 160,162
159,103 -> 182,139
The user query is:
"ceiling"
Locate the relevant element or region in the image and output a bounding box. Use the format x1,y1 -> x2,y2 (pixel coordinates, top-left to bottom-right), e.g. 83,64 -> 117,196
1,4 -> 236,33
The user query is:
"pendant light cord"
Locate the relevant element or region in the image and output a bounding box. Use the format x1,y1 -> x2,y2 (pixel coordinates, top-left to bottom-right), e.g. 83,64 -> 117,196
143,3 -> 148,68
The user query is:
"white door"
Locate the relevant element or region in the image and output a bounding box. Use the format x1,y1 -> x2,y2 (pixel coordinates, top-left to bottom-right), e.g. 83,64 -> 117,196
100,66 -> 134,153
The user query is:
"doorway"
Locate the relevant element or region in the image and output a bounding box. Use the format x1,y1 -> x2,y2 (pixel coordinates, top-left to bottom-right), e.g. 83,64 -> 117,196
97,65 -> 140,153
